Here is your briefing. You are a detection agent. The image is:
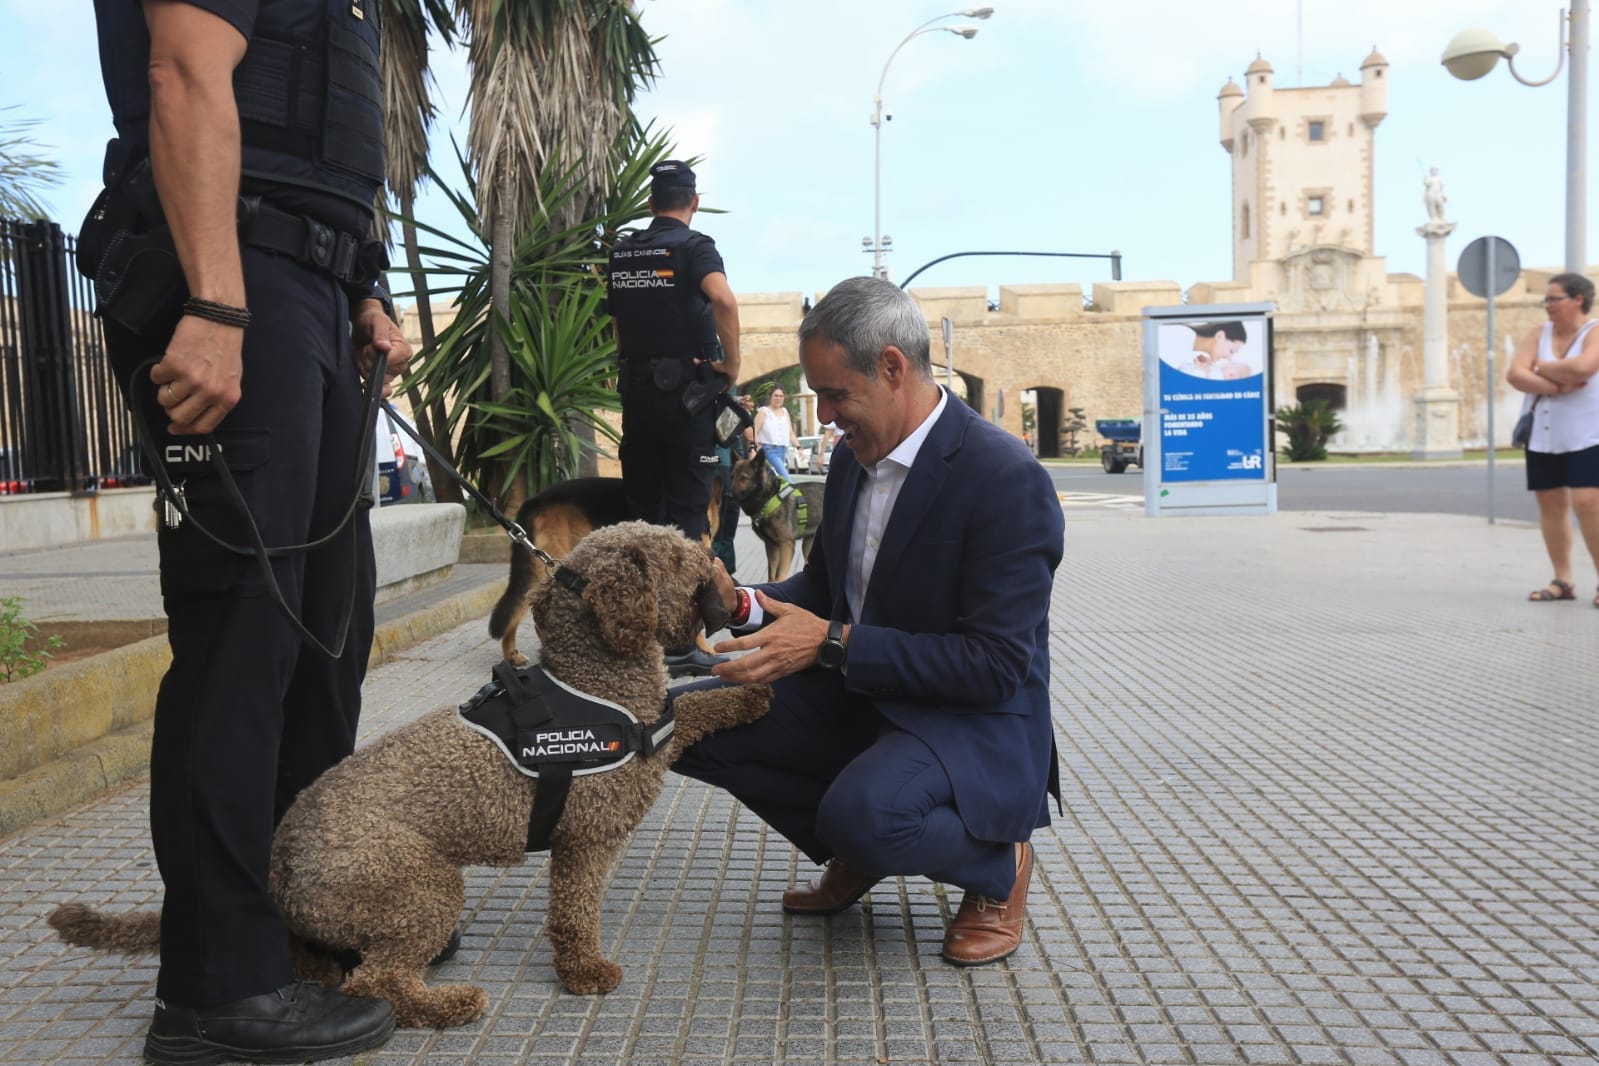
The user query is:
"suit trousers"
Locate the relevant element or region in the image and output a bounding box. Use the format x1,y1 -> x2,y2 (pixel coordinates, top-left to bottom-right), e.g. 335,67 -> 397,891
102,247 -> 375,1006
673,670 -> 1017,900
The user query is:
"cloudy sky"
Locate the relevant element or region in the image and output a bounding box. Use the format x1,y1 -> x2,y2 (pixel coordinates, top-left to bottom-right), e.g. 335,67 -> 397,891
3,0 -> 1577,302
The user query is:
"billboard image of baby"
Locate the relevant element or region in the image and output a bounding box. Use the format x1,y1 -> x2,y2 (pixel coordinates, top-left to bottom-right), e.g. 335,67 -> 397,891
1161,320 -> 1260,380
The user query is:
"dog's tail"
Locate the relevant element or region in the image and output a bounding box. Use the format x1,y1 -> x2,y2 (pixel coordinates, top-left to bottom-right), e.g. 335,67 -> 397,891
48,903 -> 161,955
488,479 -> 630,639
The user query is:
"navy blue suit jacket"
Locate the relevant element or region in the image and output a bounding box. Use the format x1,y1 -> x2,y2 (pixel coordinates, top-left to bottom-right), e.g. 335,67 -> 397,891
754,390 -> 1065,843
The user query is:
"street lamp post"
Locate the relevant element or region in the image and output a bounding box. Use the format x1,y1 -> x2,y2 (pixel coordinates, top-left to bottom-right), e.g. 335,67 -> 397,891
867,7 -> 994,280
1442,3 -> 1589,270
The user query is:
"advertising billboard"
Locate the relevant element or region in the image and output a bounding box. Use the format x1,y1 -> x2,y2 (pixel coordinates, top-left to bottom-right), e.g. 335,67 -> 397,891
1142,302 -> 1276,516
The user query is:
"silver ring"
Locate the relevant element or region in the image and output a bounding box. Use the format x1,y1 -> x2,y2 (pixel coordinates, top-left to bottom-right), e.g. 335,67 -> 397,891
163,383 -> 176,403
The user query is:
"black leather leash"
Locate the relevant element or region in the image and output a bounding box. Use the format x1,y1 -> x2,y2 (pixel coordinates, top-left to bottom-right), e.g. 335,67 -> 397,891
128,353 -> 386,659
378,401 -> 588,596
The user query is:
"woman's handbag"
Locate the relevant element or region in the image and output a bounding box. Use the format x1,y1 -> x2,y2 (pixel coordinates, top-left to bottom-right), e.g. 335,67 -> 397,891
1512,399 -> 1538,448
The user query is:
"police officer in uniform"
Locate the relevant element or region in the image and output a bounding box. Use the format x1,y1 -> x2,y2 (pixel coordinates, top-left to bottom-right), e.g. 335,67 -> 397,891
88,1 -> 407,1061
608,159 -> 741,674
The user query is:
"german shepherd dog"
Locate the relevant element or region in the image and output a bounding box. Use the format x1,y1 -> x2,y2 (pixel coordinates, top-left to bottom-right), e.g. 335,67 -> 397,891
729,446 -> 825,581
489,476 -> 725,665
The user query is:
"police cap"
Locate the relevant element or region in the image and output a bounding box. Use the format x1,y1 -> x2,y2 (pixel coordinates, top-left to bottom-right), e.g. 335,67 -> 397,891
650,160 -> 697,191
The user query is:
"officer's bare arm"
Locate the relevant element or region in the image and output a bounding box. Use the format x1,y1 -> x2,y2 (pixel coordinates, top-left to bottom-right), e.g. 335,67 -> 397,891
142,0 -> 248,433
702,271 -> 741,384
143,1 -> 247,311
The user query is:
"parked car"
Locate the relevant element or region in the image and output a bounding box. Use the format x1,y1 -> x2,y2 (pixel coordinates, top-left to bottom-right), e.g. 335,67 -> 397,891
795,433 -> 834,474
373,408 -> 432,505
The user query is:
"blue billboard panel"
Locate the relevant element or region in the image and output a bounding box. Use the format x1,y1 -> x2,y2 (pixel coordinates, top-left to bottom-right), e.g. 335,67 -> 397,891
1155,319 -> 1268,483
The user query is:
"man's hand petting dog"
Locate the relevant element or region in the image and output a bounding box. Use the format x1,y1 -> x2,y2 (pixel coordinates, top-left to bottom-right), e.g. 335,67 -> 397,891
712,590 -> 831,684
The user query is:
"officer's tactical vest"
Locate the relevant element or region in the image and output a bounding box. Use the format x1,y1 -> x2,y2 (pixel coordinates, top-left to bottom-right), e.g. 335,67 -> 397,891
230,0 -> 387,207
607,224 -> 719,364
459,661 -> 676,852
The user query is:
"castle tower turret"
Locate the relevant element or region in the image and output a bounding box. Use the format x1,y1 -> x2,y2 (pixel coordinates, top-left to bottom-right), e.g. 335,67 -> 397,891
1243,55 -> 1276,129
1218,78 -> 1244,151
1359,47 -> 1389,128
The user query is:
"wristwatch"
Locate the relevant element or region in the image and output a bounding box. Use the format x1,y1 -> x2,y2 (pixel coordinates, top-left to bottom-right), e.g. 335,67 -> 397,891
817,618 -> 846,670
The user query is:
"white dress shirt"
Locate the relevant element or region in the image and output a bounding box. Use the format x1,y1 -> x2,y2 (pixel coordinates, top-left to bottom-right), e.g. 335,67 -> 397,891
735,389 -> 949,629
845,390 -> 947,623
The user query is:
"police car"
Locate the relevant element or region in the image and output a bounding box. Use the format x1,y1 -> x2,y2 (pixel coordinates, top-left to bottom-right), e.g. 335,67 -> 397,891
373,408 -> 432,506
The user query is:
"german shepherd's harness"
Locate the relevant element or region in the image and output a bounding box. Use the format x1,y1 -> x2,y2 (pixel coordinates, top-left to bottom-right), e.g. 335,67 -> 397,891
740,463 -> 812,540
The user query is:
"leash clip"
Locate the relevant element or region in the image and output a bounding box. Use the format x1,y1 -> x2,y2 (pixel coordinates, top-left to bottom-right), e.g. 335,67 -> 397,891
159,480 -> 187,530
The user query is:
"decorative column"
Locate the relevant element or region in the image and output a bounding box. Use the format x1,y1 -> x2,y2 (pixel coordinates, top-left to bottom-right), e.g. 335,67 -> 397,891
1412,171 -> 1463,458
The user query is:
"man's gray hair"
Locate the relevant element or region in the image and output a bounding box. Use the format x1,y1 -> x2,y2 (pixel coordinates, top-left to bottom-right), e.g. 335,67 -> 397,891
798,277 -> 933,379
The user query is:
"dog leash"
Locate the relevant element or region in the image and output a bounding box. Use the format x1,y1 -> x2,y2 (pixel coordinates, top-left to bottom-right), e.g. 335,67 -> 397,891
380,403 -> 588,594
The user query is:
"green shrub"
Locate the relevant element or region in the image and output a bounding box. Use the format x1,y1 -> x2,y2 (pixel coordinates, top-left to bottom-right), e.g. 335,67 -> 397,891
1276,400 -> 1344,462
0,596 -> 63,683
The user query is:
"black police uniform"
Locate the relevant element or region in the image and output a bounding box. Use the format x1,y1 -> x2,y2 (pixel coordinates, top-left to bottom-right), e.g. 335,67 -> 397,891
608,215 -> 726,540
91,0 -> 387,1008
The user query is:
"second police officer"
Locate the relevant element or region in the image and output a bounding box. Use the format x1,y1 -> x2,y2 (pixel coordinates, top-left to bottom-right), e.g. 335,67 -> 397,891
608,159 -> 741,673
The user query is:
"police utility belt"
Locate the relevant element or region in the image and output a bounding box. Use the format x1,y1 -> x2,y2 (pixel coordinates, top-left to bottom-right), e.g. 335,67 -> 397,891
458,660 -> 676,852
77,142 -> 387,337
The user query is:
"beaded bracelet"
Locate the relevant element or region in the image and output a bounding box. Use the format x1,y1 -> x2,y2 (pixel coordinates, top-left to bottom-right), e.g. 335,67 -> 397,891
183,297 -> 252,329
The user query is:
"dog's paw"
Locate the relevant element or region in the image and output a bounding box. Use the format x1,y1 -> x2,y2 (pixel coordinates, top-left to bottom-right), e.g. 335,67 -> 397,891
507,650 -> 530,667
430,985 -> 489,1028
557,957 -> 622,996
736,682 -> 774,721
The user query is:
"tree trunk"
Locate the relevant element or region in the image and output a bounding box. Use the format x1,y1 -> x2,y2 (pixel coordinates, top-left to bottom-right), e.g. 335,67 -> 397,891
488,170 -> 523,511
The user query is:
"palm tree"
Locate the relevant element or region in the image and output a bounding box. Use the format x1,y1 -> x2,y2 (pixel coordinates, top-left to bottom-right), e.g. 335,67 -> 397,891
0,108 -> 62,221
457,0 -> 657,502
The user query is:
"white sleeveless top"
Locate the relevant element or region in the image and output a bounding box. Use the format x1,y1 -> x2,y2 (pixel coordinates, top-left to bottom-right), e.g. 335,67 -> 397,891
756,406 -> 792,449
1527,320 -> 1599,454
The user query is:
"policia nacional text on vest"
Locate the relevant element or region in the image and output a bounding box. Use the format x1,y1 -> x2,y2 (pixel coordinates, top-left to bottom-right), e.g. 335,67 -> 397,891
608,221 -> 723,397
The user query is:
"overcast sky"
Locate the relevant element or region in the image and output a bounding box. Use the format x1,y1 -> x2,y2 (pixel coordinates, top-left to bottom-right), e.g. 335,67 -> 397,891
4,0 -> 1579,303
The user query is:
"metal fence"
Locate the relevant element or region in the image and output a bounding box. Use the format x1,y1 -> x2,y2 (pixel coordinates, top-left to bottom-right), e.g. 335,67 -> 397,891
0,218 -> 145,497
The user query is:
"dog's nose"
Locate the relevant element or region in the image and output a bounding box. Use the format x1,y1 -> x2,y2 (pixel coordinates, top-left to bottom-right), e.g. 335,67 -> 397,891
697,583 -> 730,635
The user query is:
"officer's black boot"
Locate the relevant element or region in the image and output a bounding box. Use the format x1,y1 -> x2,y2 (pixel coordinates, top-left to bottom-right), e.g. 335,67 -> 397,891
143,980 -> 395,1065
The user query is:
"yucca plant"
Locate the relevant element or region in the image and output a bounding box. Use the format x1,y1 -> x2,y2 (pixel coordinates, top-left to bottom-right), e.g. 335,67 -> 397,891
400,123 -> 676,504
1276,399 -> 1344,461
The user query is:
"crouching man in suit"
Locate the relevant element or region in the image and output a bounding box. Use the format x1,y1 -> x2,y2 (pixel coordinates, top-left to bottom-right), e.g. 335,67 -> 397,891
675,276 -> 1065,966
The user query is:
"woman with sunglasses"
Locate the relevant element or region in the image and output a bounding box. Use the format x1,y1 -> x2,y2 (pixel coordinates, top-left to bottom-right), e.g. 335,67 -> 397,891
1507,272 -> 1599,606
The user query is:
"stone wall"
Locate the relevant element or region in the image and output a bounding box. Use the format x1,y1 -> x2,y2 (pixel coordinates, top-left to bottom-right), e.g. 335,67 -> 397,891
400,265 -> 1563,459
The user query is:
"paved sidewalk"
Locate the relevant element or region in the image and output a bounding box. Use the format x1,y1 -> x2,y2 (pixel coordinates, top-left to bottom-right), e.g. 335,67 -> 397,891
2,508 -> 1597,1065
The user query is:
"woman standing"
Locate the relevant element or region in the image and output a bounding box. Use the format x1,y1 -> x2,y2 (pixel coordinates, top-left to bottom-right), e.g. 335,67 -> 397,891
1507,272 -> 1599,605
753,386 -> 795,481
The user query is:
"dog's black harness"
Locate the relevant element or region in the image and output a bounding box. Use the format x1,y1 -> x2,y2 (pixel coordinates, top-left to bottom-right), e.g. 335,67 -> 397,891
459,660 -> 676,852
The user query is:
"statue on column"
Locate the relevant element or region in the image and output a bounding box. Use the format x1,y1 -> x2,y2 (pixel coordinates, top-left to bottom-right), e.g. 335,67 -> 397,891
1424,166 -> 1448,224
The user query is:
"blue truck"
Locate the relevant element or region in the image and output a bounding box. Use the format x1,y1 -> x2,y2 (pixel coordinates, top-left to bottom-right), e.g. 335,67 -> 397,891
1095,419 -> 1143,474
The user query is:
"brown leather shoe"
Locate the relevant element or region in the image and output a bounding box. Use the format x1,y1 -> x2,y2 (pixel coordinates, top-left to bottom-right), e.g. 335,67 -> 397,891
941,842 -> 1032,966
781,860 -> 880,915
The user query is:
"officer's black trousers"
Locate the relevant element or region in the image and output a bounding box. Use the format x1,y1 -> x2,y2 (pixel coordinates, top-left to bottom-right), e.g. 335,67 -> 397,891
618,369 -> 718,541
103,247 -> 375,1007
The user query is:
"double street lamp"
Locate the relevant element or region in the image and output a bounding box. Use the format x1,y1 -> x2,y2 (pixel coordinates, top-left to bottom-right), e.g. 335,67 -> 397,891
1442,3 -> 1589,270
866,7 -> 994,280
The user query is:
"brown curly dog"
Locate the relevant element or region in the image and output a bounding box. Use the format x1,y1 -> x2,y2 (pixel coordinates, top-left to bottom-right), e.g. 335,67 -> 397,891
487,477 -> 728,666
49,521 -> 770,1030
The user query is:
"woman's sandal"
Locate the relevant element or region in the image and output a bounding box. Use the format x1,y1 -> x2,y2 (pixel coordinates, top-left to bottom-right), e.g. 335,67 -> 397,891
1528,578 -> 1576,602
